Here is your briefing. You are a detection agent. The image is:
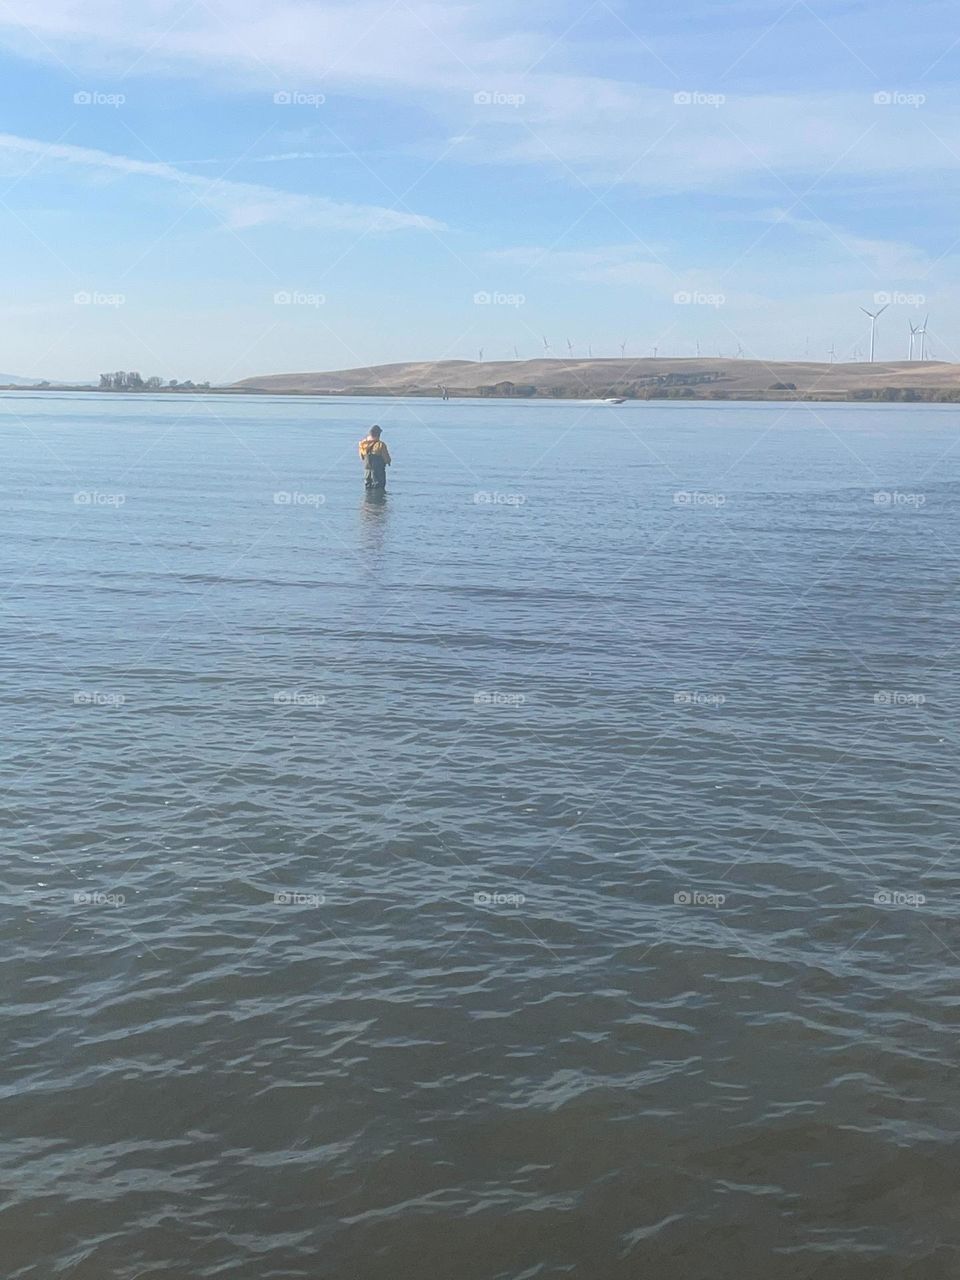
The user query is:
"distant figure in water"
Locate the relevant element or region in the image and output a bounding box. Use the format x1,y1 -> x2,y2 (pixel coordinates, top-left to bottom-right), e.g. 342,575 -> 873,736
359,425 -> 391,490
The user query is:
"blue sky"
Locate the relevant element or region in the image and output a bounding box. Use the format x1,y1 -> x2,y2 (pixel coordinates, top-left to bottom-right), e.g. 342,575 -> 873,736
0,0 -> 957,380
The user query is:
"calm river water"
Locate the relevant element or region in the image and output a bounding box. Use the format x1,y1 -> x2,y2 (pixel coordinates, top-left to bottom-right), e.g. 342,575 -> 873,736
2,393 -> 958,1278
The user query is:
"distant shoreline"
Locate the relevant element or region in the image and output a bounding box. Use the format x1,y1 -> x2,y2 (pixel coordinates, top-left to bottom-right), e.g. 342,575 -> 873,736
4,383 -> 960,404
9,356 -> 960,403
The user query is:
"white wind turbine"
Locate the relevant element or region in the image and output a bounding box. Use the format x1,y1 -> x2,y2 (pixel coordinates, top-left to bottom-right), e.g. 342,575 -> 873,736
829,342 -> 838,364
860,303 -> 888,362
908,321 -> 919,361
917,315 -> 929,361
619,339 -> 627,359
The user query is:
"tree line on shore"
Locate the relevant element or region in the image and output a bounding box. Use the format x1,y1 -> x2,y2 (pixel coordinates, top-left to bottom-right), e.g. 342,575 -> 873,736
99,372 -> 210,391
467,380 -> 960,402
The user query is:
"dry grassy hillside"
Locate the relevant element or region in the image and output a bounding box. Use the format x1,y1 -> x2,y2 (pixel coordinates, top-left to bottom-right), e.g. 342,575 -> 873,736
232,358 -> 960,400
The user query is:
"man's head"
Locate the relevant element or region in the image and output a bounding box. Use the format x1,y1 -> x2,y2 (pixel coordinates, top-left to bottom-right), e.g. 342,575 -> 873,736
370,425 -> 382,438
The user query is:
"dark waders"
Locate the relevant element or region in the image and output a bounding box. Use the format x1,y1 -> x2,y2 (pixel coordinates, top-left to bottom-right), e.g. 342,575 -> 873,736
364,455 -> 387,490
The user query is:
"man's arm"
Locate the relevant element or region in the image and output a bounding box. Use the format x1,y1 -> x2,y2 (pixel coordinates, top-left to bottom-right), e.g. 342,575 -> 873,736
382,445 -> 392,465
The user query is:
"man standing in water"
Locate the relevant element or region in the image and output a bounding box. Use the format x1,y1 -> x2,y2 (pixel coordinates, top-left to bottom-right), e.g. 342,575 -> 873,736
358,425 -> 391,491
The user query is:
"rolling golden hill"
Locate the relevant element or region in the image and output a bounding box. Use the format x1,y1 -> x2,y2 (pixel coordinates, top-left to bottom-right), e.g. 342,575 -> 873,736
232,357 -> 960,400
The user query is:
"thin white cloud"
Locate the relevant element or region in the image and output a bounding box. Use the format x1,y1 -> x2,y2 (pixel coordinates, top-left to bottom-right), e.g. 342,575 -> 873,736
175,150 -> 389,166
485,224 -> 945,307
453,79 -> 958,192
0,132 -> 443,232
0,2 -> 956,196
755,209 -> 932,278
486,244 -> 677,290
0,0 -> 541,93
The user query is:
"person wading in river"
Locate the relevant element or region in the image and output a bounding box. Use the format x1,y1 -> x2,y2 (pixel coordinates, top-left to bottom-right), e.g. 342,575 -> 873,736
358,425 -> 391,491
